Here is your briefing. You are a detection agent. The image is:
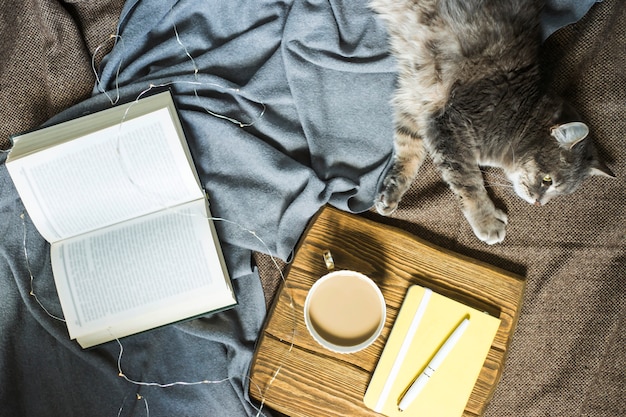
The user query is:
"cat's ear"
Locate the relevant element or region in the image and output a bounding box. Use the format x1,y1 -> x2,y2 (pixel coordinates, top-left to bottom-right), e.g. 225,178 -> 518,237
550,122 -> 589,149
589,159 -> 616,178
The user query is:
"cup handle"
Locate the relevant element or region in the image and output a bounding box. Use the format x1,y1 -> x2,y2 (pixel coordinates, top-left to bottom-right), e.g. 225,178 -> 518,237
322,249 -> 335,271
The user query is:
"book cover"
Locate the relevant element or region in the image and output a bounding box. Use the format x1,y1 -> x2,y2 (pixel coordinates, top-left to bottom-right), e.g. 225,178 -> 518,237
363,285 -> 500,416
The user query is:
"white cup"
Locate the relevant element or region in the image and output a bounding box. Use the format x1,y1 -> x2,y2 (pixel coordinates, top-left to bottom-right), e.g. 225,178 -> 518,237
304,270 -> 386,354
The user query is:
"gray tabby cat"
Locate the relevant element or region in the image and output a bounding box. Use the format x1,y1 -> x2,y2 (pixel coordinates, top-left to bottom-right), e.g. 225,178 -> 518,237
371,0 -> 614,244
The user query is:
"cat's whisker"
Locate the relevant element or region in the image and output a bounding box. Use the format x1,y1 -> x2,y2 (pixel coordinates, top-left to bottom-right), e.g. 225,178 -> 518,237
484,181 -> 514,190
507,139 -> 518,166
480,168 -> 510,179
485,175 -> 511,184
480,171 -> 511,182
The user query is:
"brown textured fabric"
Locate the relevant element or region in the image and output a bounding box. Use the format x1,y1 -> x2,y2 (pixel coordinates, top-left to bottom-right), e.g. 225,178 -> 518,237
0,0 -> 124,150
259,1 -> 625,416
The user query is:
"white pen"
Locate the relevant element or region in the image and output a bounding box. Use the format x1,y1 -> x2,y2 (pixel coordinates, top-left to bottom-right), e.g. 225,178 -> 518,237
398,317 -> 470,412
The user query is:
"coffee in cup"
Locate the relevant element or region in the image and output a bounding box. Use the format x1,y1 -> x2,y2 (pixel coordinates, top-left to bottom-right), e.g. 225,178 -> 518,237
304,270 -> 386,353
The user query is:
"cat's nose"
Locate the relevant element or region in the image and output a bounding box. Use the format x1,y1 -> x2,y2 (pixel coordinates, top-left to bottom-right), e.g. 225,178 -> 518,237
534,200 -> 541,207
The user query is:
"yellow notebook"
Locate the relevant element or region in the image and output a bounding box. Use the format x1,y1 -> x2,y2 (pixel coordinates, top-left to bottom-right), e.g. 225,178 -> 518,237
364,285 -> 500,416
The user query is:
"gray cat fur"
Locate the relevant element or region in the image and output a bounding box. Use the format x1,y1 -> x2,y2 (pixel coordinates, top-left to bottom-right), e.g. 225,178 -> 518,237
371,0 -> 613,244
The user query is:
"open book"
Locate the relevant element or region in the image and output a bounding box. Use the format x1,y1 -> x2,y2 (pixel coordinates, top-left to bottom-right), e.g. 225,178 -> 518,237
6,90 -> 237,349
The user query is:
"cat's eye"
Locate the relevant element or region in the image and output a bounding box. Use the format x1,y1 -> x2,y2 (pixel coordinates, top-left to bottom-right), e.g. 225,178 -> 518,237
542,175 -> 553,186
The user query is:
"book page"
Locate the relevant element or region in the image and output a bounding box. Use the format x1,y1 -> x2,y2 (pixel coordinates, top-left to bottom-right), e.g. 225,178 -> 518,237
50,199 -> 234,341
7,106 -> 203,242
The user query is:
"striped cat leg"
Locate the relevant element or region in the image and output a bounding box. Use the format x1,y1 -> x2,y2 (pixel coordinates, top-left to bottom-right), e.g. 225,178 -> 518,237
375,117 -> 427,215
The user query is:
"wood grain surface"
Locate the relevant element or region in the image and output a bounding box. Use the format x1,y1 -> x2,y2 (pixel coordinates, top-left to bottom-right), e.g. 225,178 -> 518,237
250,206 -> 525,417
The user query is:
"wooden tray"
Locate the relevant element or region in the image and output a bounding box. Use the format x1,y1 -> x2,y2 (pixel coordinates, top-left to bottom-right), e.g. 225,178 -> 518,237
249,206 -> 525,416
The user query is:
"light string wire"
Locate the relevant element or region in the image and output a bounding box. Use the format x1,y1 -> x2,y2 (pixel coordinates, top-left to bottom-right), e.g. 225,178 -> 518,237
17,13 -> 298,417
115,337 -> 230,388
21,212 -> 65,323
92,33 -> 124,106
172,20 -> 267,128
116,393 -> 149,417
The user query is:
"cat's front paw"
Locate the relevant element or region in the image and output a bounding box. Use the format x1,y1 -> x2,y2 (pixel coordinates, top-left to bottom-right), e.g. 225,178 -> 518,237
375,193 -> 398,216
467,208 -> 508,245
375,174 -> 404,216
